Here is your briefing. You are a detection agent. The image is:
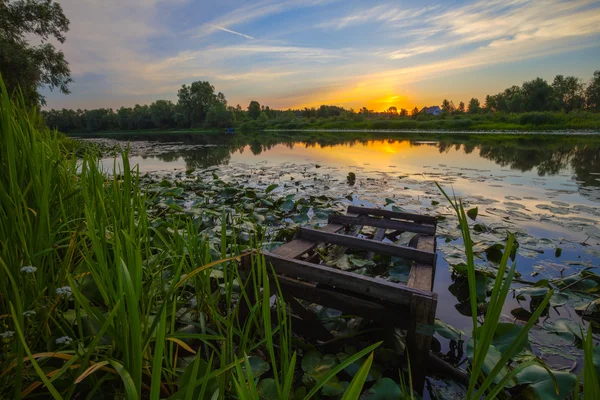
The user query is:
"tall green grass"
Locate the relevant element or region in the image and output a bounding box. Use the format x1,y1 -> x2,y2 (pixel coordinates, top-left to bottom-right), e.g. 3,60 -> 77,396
1,76 -> 379,399
438,183 -> 557,399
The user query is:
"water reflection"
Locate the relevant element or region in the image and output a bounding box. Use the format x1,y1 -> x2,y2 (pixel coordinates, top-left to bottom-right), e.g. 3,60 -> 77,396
82,132 -> 600,195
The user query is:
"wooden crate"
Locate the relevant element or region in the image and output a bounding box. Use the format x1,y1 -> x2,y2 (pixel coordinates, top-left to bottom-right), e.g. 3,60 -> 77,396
243,205 -> 438,392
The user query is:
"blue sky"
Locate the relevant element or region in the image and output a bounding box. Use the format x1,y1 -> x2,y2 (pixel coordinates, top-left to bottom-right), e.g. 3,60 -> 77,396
43,0 -> 600,111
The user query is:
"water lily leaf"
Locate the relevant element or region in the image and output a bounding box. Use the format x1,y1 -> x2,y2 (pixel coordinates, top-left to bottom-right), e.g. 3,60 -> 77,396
257,378 -> 279,400
247,356 -> 270,378
348,255 -> 375,268
516,364 -> 576,400
485,243 -> 505,263
265,184 -> 278,194
467,341 -> 510,385
385,198 -> 395,205
491,323 -> 528,354
365,378 -> 402,399
549,292 -> 569,308
543,318 -> 583,344
467,207 -> 478,221
322,379 -> 346,396
280,199 -> 295,212
511,307 -> 534,322
434,319 -> 464,341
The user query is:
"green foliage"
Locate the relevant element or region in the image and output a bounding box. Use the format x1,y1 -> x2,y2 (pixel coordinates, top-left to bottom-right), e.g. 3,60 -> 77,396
0,0 -> 71,105
247,100 -> 261,120
437,183 -> 562,400
586,70 -> 600,111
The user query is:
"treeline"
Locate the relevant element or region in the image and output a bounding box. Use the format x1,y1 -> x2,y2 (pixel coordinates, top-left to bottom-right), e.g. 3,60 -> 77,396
42,81 -> 280,133
440,71 -> 600,114
43,71 -> 600,133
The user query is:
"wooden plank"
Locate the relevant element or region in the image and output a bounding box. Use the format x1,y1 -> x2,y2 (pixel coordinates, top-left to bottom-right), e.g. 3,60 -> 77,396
407,293 -> 437,394
273,223 -> 344,258
329,214 -> 435,235
365,227 -> 387,260
347,205 -> 437,225
277,276 -> 410,329
263,251 -> 434,306
276,281 -> 333,341
297,227 -> 435,264
407,235 -> 436,292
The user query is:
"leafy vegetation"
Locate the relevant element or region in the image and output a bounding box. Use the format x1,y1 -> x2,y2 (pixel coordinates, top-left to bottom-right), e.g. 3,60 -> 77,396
43,71 -> 600,134
0,0 -> 71,106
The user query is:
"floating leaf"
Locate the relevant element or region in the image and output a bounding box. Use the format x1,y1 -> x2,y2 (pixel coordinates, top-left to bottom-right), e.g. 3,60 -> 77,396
516,364 -> 576,400
467,207 -> 478,220
434,319 -> 464,341
365,378 -> 402,400
265,184 -> 278,194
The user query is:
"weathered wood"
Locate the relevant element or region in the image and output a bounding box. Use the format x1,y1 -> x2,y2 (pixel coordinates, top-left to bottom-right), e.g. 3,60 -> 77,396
407,235 -> 436,292
347,205 -> 437,225
276,280 -> 334,341
262,251 -> 435,306
273,223 -> 344,258
297,227 -> 435,264
365,227 -> 387,260
407,293 -> 437,394
329,214 -> 435,235
277,276 -> 410,329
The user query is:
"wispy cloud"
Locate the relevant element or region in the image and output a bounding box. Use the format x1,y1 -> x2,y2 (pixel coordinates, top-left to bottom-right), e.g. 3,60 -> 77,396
210,25 -> 254,39
44,0 -> 600,111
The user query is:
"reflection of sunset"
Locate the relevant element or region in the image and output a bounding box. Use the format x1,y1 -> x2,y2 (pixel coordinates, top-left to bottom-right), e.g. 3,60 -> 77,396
237,140 -> 476,173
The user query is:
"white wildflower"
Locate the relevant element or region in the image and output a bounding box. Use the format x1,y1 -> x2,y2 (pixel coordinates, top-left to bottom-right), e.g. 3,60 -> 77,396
23,310 -> 36,318
0,331 -> 15,338
20,266 -> 37,274
55,336 -> 73,345
56,286 -> 72,295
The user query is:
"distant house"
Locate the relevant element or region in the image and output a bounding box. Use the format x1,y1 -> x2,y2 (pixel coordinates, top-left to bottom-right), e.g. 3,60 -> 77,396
420,106 -> 442,116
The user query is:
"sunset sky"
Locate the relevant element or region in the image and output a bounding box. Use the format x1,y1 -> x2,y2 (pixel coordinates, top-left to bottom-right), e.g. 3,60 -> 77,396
43,0 -> 600,111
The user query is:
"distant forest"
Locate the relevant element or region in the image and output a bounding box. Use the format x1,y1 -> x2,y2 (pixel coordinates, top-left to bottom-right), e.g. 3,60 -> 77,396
43,71 -> 600,133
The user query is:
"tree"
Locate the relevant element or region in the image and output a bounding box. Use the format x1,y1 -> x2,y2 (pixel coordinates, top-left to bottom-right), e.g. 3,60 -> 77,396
399,108 -> 408,117
387,106 -> 397,114
585,70 -> 600,111
458,101 -> 465,113
0,0 -> 72,105
552,75 -> 584,112
521,78 -> 553,111
247,100 -> 261,120
149,100 -> 175,129
117,107 -> 134,130
411,107 -> 420,117
467,98 -> 480,114
206,102 -> 234,128
484,95 -> 496,112
177,81 -> 216,127
258,111 -> 268,123
441,99 -> 455,113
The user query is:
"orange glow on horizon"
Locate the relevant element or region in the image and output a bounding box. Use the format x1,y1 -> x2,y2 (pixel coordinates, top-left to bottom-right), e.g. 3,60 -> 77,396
287,77 -> 418,112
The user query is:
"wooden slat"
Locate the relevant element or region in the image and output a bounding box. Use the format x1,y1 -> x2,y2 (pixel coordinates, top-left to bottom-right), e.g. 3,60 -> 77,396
407,292 -> 438,393
329,214 -> 435,235
347,205 -> 437,225
263,251 -> 434,306
277,276 -> 411,329
365,227 -> 387,260
297,227 -> 435,264
407,235 -> 436,292
273,223 -> 344,258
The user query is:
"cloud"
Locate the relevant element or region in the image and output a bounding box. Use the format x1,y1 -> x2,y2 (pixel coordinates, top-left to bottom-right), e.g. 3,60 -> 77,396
193,0 -> 338,38
45,0 -> 600,111
210,25 -> 255,39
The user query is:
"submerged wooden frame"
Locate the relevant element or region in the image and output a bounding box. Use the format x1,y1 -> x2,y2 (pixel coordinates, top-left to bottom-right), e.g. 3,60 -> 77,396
242,205 -> 438,392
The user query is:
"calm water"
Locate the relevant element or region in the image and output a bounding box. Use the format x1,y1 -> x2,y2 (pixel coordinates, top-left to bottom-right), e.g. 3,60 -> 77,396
77,132 -> 600,364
